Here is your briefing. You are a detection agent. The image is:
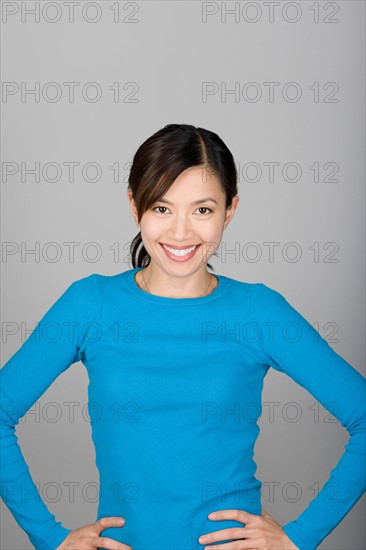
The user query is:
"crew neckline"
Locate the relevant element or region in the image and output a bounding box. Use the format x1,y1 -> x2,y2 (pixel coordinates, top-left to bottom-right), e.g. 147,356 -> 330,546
124,267 -> 229,306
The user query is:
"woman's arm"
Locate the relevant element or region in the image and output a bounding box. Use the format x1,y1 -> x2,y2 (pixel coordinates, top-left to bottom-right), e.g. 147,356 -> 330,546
249,283 -> 366,550
0,274 -> 100,550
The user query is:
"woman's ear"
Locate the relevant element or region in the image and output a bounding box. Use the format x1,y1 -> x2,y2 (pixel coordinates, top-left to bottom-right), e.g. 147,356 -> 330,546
127,190 -> 140,227
224,195 -> 240,228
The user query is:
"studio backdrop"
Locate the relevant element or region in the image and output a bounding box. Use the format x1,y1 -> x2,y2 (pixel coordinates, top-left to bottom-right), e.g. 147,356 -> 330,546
1,1 -> 365,549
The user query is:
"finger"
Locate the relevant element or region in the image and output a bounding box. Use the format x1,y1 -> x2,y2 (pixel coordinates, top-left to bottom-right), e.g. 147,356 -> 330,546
202,540 -> 256,550
94,517 -> 126,535
97,537 -> 131,550
199,526 -> 247,545
208,508 -> 253,525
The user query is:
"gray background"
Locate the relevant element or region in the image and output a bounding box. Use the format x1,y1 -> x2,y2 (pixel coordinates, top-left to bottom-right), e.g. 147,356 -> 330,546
1,1 -> 365,548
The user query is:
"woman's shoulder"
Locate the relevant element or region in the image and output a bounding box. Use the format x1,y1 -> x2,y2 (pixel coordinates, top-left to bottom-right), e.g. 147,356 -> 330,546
73,269 -> 127,289
221,273 -> 285,301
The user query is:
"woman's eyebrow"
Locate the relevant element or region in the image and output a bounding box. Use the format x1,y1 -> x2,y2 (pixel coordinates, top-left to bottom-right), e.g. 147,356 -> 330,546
157,197 -> 218,205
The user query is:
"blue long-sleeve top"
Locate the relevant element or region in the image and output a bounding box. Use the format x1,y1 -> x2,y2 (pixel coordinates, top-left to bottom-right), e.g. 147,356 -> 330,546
1,267 -> 365,550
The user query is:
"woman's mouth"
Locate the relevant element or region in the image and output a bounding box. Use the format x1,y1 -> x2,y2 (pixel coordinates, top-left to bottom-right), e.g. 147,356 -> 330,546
159,243 -> 201,262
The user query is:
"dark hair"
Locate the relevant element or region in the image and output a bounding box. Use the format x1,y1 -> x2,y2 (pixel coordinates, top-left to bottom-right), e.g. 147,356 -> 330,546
128,123 -> 238,271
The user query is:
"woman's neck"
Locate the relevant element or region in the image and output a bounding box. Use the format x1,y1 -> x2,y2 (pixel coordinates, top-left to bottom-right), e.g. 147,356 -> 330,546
135,266 -> 218,298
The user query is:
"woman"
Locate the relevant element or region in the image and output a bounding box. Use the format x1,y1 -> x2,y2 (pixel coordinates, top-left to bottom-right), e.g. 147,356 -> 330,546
1,124 -> 365,550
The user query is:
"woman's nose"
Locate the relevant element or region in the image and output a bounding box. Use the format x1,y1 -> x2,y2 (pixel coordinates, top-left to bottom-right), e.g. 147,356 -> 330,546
166,216 -> 194,240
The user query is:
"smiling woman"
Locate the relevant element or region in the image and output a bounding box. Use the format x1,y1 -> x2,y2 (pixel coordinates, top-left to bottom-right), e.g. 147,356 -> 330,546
0,124 -> 365,550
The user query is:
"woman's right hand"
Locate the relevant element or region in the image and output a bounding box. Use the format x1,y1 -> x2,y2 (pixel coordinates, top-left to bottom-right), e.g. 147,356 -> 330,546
55,516 -> 132,550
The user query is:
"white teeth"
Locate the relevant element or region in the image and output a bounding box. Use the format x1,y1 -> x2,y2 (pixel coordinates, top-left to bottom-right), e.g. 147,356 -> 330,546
162,244 -> 197,257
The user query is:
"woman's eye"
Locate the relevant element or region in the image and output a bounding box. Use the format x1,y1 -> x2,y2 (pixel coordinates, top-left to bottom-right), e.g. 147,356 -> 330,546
151,206 -> 213,215
197,207 -> 213,215
152,206 -> 168,214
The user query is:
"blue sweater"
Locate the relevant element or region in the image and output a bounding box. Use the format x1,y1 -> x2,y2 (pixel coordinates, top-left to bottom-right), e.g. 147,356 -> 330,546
1,267 -> 365,550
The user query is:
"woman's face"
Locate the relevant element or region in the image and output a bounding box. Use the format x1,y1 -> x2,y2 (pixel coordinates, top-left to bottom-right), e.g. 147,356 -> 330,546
128,165 -> 239,275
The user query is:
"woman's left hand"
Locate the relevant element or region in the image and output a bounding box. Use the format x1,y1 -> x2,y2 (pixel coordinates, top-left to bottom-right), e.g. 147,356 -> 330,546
198,507 -> 299,549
